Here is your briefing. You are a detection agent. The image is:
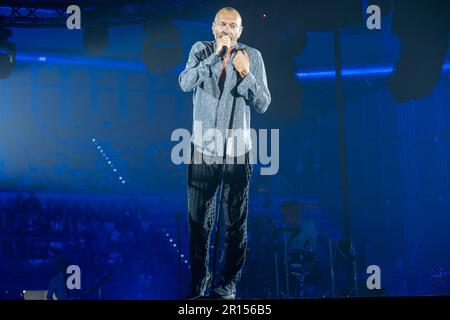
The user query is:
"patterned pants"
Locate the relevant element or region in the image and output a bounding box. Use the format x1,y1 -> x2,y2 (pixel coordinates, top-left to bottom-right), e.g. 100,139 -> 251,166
187,144 -> 252,290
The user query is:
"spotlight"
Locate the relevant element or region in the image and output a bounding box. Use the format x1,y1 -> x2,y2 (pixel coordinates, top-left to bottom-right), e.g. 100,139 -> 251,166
388,1 -> 450,103
0,28 -> 15,80
83,26 -> 109,55
239,3 -> 311,116
0,28 -> 12,41
142,20 -> 182,74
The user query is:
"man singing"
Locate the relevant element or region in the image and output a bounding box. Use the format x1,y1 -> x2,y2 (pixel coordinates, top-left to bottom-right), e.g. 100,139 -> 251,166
179,7 -> 271,299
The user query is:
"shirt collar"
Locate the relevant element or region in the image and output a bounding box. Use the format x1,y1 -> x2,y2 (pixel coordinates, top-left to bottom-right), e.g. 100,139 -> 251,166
212,40 -> 246,52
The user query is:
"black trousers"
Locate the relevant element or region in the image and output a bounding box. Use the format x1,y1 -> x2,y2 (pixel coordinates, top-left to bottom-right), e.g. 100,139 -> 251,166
187,144 -> 252,291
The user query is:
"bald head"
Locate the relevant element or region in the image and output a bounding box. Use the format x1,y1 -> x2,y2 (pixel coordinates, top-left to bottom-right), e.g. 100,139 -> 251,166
214,7 -> 242,25
212,7 -> 243,47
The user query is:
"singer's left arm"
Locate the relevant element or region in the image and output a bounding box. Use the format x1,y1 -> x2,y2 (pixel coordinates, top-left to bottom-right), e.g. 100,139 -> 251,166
236,50 -> 271,113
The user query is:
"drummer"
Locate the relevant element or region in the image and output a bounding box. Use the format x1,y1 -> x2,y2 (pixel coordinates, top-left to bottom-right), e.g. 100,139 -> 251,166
280,201 -> 319,259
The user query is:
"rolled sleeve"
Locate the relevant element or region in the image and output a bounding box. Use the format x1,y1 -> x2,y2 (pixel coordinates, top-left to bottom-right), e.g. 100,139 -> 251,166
236,72 -> 257,99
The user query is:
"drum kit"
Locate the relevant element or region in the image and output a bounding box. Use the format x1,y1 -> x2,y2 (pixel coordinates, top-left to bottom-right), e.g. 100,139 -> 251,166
245,200 -> 355,299
275,201 -> 320,298
286,248 -> 317,297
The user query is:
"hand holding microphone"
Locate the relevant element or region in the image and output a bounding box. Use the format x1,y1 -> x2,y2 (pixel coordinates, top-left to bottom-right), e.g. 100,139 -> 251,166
216,33 -> 231,58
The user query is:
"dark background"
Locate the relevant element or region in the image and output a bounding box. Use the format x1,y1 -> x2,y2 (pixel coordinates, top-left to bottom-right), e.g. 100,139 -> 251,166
0,0 -> 449,299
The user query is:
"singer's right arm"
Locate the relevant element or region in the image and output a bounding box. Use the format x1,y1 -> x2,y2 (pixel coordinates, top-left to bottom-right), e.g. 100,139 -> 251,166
179,41 -> 221,92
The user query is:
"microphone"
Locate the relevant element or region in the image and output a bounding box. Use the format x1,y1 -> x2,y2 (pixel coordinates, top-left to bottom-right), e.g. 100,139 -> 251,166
218,45 -> 228,59
218,33 -> 230,58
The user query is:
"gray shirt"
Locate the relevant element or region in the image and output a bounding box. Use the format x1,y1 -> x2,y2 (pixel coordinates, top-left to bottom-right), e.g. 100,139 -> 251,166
287,218 -> 318,254
179,40 -> 271,157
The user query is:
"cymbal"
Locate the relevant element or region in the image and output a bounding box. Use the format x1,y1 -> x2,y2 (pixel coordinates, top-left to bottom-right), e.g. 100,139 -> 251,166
273,226 -> 297,233
281,201 -> 322,213
252,214 -> 275,221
